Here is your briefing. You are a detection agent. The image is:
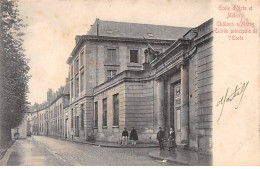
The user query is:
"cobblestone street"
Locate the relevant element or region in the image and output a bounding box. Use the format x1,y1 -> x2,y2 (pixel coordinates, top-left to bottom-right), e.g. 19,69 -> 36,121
3,136 -> 176,166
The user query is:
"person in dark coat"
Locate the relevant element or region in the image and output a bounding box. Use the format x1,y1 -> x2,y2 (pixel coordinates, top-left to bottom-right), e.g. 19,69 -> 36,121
130,127 -> 138,146
167,128 -> 175,151
157,127 -> 165,150
121,128 -> 128,146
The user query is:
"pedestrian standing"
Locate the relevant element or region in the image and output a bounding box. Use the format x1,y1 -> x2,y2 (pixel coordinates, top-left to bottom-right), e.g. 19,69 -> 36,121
130,127 -> 138,146
157,127 -> 165,150
121,128 -> 128,146
167,128 -> 175,151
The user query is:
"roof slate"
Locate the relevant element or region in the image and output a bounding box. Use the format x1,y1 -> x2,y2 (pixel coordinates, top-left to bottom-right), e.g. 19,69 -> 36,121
87,19 -> 191,40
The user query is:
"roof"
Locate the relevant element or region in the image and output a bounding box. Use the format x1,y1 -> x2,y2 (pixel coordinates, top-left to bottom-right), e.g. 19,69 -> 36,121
87,19 -> 191,40
27,106 -> 34,112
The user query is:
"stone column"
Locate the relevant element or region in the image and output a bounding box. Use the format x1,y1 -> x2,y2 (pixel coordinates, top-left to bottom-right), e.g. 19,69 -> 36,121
156,78 -> 165,130
181,63 -> 189,142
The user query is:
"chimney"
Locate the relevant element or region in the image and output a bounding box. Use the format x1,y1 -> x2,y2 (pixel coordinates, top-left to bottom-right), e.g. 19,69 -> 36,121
47,89 -> 53,103
96,18 -> 99,36
75,35 -> 81,44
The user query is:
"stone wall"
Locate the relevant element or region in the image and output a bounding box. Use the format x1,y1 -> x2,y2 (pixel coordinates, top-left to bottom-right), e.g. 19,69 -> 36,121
124,80 -> 156,143
188,54 -> 198,151
93,71 -> 160,143
11,117 -> 28,139
93,82 -> 125,143
194,19 -> 213,154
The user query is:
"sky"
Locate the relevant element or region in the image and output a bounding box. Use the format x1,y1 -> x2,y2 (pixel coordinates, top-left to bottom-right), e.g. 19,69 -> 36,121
18,0 -> 212,104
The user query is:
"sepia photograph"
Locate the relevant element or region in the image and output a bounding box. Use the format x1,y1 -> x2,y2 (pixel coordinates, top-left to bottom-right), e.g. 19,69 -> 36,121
0,0 -> 259,166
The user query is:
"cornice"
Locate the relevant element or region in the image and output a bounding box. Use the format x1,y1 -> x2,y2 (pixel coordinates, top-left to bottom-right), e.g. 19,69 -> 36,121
67,35 -> 175,64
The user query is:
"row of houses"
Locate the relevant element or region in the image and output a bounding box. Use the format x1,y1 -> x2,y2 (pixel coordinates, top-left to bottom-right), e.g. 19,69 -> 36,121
27,18 -> 213,154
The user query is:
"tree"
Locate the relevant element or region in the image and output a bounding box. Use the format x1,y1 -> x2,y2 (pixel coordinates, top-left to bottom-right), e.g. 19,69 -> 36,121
0,0 -> 30,148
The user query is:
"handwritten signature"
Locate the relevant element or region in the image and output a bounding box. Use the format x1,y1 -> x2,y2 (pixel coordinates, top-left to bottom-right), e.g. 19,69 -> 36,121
216,81 -> 249,122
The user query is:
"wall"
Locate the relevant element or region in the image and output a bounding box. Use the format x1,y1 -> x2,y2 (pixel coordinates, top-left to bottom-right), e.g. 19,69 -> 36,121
93,82 -> 125,142
38,108 -> 46,136
93,41 -> 168,86
194,19 -> 213,154
11,117 -> 28,139
93,70 -> 162,144
124,79 -> 155,143
188,54 -> 198,151
66,39 -> 170,142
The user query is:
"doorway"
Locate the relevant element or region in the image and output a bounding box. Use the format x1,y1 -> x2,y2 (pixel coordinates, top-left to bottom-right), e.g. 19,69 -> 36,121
46,122 -> 49,135
75,116 -> 79,137
65,119 -> 68,138
170,82 -> 181,142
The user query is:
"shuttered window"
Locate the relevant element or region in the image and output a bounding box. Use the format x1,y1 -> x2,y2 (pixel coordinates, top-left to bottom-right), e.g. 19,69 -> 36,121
113,94 -> 119,126
71,109 -> 73,128
102,99 -> 107,126
107,49 -> 116,62
81,104 -> 84,128
94,102 -> 98,128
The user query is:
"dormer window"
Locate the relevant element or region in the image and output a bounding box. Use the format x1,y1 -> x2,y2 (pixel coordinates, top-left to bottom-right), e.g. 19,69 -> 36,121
147,33 -> 154,37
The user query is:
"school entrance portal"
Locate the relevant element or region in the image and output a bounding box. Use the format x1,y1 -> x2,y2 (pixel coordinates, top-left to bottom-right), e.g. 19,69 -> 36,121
169,82 -> 181,144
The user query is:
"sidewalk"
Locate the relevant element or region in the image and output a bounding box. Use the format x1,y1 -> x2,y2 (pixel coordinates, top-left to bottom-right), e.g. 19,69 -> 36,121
148,149 -> 212,166
42,135 -> 159,148
0,140 -> 15,161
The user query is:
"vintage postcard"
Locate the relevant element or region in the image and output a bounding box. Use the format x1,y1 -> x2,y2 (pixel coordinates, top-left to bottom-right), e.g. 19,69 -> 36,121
0,0 -> 259,166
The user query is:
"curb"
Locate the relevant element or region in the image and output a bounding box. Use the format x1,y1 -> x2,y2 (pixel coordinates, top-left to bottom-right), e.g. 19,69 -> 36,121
148,151 -> 211,166
38,135 -> 159,148
0,140 -> 16,166
148,151 -> 191,166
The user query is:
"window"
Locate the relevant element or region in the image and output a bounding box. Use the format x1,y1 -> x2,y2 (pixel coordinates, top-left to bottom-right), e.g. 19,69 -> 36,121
61,118 -> 62,132
71,109 -> 74,128
60,104 -> 62,116
75,77 -> 79,98
113,94 -> 119,126
71,81 -> 74,98
130,50 -> 139,63
94,102 -> 98,128
80,71 -> 84,92
107,49 -> 116,62
80,51 -> 84,67
71,65 -> 73,77
102,99 -> 107,126
75,58 -> 79,73
107,70 -> 117,80
75,116 -> 79,137
81,104 -> 84,128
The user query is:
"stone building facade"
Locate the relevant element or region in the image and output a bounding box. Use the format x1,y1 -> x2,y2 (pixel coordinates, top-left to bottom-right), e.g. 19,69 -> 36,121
30,85 -> 70,138
92,19 -> 213,154
28,18 -> 213,154
64,19 -> 190,141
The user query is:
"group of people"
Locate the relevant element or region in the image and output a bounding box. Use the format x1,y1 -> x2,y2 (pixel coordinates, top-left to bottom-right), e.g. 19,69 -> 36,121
120,126 -> 176,151
157,127 -> 175,151
121,127 -> 138,146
